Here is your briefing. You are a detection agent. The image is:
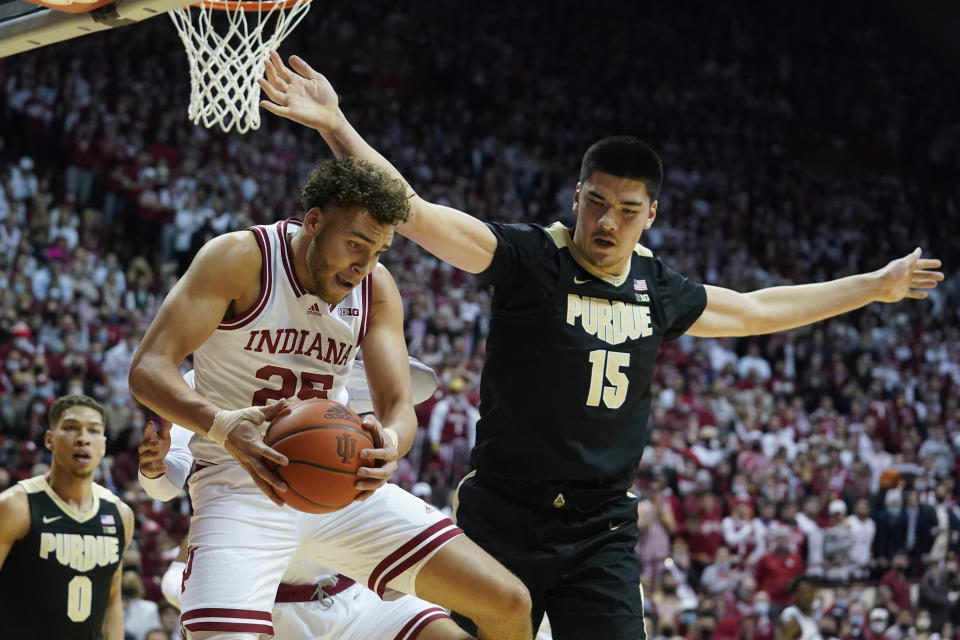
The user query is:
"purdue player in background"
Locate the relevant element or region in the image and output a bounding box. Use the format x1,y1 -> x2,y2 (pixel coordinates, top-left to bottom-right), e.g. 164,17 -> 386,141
0,395 -> 135,639
259,51 -> 945,639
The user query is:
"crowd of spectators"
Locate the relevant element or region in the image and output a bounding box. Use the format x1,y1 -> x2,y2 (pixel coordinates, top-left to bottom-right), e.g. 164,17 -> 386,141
1,1 -> 959,639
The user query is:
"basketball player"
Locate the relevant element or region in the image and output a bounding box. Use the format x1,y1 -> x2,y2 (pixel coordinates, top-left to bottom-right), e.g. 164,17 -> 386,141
257,51 -> 944,639
136,362 -> 462,639
138,358 -> 456,640
0,394 -> 135,639
128,157 -> 530,640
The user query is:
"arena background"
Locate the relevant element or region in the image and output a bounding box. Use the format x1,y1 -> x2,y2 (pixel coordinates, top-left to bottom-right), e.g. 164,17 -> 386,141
0,1 -> 958,638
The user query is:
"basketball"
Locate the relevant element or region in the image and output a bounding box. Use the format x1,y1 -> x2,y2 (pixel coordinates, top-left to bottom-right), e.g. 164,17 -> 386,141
264,399 -> 376,514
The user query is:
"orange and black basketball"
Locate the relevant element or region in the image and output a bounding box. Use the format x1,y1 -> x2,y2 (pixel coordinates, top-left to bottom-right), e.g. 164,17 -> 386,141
264,398 -> 375,514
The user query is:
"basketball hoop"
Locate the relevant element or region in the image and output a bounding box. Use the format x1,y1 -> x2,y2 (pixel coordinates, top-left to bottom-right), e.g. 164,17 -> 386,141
169,0 -> 311,134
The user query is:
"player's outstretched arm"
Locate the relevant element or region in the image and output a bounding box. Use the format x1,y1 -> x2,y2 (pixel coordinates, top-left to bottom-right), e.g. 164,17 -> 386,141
129,232 -> 290,505
687,248 -> 944,338
258,51 -> 498,274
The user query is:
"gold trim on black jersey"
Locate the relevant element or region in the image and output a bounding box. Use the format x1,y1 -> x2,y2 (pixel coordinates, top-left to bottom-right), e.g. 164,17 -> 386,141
18,475 -> 119,524
542,222 -> 653,287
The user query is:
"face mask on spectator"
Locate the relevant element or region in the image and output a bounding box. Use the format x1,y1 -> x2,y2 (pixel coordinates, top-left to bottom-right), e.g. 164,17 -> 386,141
6,360 -> 19,372
851,616 -> 864,627
871,622 -> 887,634
13,283 -> 24,294
916,617 -> 931,631
754,602 -> 770,616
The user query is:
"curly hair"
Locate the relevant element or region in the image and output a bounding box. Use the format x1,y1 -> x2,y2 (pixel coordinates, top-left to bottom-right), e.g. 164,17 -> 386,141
301,157 -> 410,226
49,394 -> 105,429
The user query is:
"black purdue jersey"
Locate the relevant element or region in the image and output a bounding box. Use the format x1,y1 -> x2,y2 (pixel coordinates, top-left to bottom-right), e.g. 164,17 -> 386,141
475,222 -> 706,489
0,476 -> 125,640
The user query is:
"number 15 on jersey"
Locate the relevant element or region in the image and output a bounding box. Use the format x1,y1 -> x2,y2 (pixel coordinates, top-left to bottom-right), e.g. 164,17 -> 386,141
586,350 -> 630,409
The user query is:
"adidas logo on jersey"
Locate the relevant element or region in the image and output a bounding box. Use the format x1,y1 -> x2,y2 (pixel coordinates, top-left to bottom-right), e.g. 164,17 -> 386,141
306,303 -> 324,317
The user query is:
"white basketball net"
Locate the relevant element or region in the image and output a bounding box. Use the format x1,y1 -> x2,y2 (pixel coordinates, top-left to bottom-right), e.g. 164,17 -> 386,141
169,0 -> 311,134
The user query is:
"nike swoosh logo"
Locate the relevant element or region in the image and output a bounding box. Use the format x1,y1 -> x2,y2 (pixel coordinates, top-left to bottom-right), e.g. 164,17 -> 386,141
42,515 -> 63,524
574,277 -> 591,284
608,520 -> 632,531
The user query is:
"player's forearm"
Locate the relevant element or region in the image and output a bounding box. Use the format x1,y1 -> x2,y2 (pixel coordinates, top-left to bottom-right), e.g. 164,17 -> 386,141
380,405 -> 418,456
744,272 -> 880,334
321,111 -> 416,200
321,113 -> 438,243
129,355 -> 220,436
102,595 -> 124,639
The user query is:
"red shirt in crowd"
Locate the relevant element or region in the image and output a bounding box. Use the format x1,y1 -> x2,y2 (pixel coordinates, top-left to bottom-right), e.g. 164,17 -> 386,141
879,569 -> 912,611
754,550 -> 804,606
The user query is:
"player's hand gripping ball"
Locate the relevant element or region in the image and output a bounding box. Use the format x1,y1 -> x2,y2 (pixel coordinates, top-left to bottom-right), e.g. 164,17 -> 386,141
264,399 -> 375,513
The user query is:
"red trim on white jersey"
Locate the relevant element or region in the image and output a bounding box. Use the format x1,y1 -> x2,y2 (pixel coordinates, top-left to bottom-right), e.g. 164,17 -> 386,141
357,273 -> 372,346
393,607 -> 450,640
219,226 -> 273,330
368,520 -> 463,597
278,218 -> 308,297
181,607 -> 273,635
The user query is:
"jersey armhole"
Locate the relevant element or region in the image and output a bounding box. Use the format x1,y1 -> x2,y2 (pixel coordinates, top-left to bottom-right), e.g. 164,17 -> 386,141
218,227 -> 273,330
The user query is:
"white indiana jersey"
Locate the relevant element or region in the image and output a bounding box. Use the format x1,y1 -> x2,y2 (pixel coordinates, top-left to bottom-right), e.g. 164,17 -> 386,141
190,218 -> 373,465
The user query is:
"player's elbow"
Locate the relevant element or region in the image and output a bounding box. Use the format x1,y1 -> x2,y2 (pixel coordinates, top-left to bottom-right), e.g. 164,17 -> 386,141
127,351 -> 152,404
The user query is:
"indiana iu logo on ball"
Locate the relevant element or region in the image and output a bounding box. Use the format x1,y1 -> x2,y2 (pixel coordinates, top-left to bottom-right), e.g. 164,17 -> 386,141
336,435 -> 357,464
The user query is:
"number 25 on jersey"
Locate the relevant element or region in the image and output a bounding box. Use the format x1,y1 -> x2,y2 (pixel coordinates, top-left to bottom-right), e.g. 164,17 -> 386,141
586,350 -> 630,409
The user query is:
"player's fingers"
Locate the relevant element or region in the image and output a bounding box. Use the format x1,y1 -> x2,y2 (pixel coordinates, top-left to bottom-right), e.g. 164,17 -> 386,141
142,420 -> 157,439
246,455 -> 288,494
138,445 -> 161,459
354,489 -> 376,502
356,464 -> 392,480
915,259 -> 942,269
257,78 -> 286,104
912,270 -> 944,281
259,101 -> 293,120
259,399 -> 289,421
256,442 -> 289,467
288,55 -> 322,81
263,57 -> 285,91
269,50 -> 294,82
359,415 -> 385,447
157,419 -> 172,438
141,460 -> 167,474
265,51 -> 289,84
354,480 -> 386,493
905,290 -> 928,299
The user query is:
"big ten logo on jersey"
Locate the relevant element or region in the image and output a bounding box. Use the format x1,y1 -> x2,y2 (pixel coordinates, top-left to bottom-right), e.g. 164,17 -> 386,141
338,307 -> 360,317
39,533 -> 120,571
565,294 -> 653,346
243,328 -> 353,366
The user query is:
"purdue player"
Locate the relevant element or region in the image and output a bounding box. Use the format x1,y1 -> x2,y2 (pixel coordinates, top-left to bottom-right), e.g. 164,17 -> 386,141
258,51 -> 944,639
128,157 -> 530,640
0,395 -> 135,639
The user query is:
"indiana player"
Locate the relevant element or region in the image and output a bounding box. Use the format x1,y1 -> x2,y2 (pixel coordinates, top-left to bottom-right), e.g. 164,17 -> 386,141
137,362 -> 462,639
128,157 -> 530,639
258,51 -> 944,639
0,394 -> 135,639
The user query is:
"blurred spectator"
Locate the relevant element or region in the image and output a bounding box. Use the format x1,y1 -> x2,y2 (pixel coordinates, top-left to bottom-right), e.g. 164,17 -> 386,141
122,569 -> 162,640
846,497 -> 877,580
755,527 -> 804,609
918,557 -> 960,631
